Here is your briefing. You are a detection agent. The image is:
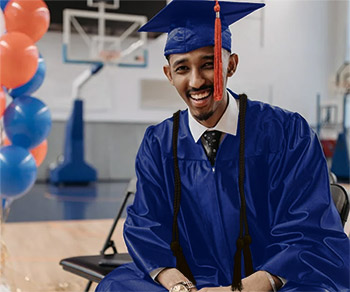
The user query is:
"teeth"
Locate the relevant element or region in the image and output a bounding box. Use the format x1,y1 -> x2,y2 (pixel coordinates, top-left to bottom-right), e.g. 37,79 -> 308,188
190,91 -> 211,100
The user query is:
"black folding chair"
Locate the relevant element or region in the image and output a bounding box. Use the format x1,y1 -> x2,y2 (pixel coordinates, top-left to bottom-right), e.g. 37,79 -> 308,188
330,183 -> 350,227
329,171 -> 337,184
59,178 -> 136,291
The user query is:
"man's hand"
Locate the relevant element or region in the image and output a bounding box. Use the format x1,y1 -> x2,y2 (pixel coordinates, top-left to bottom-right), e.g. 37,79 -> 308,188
156,268 -> 198,291
198,270 -> 282,292
157,269 -> 281,292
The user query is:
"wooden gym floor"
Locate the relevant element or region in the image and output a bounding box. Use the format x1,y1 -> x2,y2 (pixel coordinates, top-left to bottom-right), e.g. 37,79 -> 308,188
1,182 -> 349,292
1,182 -> 129,292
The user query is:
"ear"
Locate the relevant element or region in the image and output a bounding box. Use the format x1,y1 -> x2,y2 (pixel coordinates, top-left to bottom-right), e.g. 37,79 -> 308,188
163,65 -> 174,85
227,53 -> 239,77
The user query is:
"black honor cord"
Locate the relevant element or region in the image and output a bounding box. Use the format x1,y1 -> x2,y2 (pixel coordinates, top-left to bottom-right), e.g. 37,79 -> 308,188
171,109 -> 196,284
231,94 -> 254,291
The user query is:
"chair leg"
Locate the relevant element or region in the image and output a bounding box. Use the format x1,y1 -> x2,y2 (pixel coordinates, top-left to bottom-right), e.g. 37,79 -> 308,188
84,281 -> 92,292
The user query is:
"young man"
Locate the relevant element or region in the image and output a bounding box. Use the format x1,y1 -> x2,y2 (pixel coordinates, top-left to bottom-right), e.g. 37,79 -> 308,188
96,1 -> 349,291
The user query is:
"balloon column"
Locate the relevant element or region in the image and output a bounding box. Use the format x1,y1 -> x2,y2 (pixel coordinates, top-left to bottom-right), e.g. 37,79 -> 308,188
0,0 -> 51,210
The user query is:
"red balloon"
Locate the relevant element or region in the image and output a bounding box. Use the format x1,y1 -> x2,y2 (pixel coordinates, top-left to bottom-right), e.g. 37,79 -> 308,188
29,138 -> 48,167
3,136 -> 48,167
0,32 -> 39,89
0,87 -> 5,118
3,136 -> 10,146
4,0 -> 50,43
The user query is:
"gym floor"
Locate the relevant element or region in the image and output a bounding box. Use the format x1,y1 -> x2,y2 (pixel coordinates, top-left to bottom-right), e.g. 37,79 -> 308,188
1,181 -> 130,292
1,181 -> 349,292
5,181 -> 129,222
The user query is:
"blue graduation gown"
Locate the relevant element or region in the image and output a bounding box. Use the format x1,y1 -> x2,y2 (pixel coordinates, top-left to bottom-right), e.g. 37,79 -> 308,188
97,97 -> 349,291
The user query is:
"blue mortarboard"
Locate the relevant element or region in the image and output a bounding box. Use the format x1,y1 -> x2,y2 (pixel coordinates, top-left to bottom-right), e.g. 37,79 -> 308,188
139,0 -> 265,56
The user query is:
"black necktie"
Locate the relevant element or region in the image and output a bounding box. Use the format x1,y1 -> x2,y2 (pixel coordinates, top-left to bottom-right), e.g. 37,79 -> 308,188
201,130 -> 222,166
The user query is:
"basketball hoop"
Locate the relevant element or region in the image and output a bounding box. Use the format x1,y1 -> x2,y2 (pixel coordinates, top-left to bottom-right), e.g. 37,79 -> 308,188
97,39 -> 146,65
99,50 -> 121,63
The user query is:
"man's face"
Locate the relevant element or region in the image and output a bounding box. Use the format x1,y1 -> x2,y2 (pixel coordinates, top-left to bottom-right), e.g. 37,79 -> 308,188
163,46 -> 238,127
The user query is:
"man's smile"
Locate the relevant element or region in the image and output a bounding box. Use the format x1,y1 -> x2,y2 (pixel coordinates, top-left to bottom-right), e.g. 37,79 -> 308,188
187,87 -> 213,107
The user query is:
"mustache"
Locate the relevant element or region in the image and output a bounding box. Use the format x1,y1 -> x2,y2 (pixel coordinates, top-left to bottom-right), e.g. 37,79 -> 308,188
187,85 -> 213,96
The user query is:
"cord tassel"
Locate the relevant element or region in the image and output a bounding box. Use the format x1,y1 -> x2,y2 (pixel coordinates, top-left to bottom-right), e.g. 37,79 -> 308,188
214,0 -> 223,101
243,235 -> 254,277
171,241 -> 196,284
232,238 -> 244,291
232,236 -> 254,291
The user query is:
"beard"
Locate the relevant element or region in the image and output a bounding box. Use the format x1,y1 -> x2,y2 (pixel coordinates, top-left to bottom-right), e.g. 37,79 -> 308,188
194,110 -> 214,121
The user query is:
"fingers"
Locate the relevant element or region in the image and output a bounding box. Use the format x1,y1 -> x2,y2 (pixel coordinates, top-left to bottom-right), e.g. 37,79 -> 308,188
198,286 -> 232,292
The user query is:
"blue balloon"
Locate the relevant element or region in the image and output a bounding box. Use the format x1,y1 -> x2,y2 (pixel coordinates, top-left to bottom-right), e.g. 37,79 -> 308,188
1,197 -> 7,209
9,54 -> 46,98
0,145 -> 37,198
4,96 -> 52,149
0,0 -> 9,11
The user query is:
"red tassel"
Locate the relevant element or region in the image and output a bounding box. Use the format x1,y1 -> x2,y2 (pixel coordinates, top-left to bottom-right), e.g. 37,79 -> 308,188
214,0 -> 223,101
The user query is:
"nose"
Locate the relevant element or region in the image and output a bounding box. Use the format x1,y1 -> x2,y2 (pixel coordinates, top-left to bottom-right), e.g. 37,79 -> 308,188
189,68 -> 205,89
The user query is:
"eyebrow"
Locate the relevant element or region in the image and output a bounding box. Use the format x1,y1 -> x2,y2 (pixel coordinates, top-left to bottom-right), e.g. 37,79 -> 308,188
172,54 -> 214,68
172,58 -> 188,68
202,55 -> 214,61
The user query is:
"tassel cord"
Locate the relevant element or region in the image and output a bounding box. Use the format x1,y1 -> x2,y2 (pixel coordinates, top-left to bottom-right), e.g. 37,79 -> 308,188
214,0 -> 223,101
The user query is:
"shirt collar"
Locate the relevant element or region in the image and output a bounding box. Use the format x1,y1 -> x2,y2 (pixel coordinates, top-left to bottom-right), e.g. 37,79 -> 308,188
188,90 -> 239,143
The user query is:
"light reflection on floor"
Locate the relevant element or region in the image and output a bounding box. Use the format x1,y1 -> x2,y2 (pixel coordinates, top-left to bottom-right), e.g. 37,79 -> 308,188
6,181 -> 129,222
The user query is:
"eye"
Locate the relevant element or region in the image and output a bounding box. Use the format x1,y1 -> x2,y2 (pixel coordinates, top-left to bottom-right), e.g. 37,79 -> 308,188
175,66 -> 189,73
202,62 -> 214,69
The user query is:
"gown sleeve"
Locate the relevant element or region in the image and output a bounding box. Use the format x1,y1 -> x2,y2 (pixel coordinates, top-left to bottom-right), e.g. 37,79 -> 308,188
258,113 -> 350,291
123,126 -> 176,277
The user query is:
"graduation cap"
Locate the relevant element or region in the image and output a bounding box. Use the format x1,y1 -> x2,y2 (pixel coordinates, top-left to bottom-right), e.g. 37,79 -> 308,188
139,0 -> 264,102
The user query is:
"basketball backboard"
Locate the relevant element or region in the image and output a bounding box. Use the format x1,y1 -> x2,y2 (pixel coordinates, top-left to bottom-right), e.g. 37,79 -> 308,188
62,0 -> 148,67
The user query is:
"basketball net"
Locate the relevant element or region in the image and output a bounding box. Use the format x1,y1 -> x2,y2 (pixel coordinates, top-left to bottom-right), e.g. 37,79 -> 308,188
99,50 -> 121,63
98,39 -> 145,64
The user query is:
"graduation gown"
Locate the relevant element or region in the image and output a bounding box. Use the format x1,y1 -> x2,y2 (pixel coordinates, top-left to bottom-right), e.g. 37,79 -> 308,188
96,96 -> 349,292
